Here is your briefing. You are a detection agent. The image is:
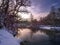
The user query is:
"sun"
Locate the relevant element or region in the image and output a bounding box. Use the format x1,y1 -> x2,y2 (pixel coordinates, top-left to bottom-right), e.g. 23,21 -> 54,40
17,6 -> 32,21
17,12 -> 31,21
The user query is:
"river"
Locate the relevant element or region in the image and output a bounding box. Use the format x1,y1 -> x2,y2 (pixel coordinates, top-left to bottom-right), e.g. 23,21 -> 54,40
15,28 -> 60,45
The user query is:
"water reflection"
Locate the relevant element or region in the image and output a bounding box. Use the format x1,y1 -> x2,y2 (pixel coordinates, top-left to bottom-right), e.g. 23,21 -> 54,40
16,28 -> 32,41
15,28 -> 60,45
16,29 -> 50,43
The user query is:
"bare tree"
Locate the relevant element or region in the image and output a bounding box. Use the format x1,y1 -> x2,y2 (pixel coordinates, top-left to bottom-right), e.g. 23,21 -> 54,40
0,0 -> 31,36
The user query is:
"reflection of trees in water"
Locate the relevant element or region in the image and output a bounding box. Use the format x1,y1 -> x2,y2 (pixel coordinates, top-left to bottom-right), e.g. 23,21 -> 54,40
31,28 -> 56,42
16,28 -> 60,45
16,28 -> 49,42
42,30 -> 55,41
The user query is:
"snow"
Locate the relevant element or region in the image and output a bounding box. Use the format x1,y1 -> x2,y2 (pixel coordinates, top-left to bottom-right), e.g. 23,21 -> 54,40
40,26 -> 60,31
0,27 -> 20,45
40,26 -> 50,30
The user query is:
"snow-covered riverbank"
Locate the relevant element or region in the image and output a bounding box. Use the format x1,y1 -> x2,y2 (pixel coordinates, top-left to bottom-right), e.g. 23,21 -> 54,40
0,28 -> 20,45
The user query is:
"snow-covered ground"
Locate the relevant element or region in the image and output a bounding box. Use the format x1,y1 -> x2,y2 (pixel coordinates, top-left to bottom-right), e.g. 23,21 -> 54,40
0,27 -> 20,45
40,26 -> 60,31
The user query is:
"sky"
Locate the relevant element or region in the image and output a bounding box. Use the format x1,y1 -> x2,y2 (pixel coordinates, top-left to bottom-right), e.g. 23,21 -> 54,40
27,0 -> 60,20
0,0 -> 60,20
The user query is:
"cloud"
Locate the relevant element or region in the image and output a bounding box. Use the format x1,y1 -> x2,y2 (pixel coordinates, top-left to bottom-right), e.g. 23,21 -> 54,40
52,3 -> 58,6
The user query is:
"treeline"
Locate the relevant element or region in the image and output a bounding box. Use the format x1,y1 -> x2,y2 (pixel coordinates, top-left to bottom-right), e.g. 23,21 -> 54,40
40,6 -> 60,26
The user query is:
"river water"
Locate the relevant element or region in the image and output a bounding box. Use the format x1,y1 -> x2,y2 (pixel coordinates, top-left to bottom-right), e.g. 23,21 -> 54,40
16,28 -> 60,45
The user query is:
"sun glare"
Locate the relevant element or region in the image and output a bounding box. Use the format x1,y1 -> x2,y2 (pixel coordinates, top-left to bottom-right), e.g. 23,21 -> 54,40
18,12 -> 31,21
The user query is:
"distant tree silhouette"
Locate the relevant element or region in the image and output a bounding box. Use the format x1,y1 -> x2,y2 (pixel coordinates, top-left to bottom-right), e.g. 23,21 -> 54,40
40,6 -> 60,26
